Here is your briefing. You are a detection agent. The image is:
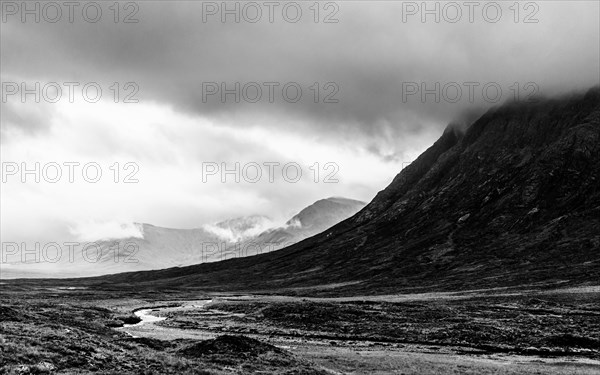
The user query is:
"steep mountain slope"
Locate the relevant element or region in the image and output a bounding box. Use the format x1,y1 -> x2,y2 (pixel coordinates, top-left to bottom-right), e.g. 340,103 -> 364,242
80,88 -> 600,294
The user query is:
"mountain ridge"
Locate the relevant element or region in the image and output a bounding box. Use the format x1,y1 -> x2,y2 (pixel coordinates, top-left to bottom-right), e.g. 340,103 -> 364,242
0,197 -> 366,278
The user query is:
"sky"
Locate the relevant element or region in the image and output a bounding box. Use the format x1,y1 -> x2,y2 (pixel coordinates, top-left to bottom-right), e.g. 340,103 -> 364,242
1,0 -> 599,245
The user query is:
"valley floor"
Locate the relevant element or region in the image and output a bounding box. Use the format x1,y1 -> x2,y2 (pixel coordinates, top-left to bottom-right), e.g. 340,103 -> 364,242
1,284 -> 599,374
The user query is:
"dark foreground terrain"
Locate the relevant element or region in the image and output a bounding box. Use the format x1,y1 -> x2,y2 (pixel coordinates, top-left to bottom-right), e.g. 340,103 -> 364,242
1,284 -> 599,374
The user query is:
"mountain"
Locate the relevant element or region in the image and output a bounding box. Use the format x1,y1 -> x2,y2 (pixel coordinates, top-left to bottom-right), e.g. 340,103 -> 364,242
0,224 -> 228,278
0,197 -> 365,278
206,215 -> 274,243
96,197 -> 364,273
244,197 -> 366,251
93,87 -> 600,295
96,197 -> 365,274
91,223 -> 228,273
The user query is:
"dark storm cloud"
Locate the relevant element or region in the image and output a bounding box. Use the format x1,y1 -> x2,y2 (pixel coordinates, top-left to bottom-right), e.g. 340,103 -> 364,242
2,1 -> 599,154
2,1 -> 599,245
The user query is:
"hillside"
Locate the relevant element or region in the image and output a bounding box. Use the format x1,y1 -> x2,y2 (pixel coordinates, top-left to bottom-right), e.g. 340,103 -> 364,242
43,88 -> 600,294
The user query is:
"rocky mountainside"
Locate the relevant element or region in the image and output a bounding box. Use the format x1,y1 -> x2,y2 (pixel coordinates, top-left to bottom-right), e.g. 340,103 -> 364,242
84,88 -> 600,294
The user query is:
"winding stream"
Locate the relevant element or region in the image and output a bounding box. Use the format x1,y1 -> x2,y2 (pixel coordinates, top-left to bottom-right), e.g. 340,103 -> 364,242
119,299 -> 214,339
114,297 -> 600,370
123,309 -> 167,327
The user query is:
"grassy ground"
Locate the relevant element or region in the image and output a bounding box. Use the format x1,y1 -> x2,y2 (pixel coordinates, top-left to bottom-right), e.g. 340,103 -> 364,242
206,293 -> 600,355
1,285 -> 599,374
0,289 -> 327,374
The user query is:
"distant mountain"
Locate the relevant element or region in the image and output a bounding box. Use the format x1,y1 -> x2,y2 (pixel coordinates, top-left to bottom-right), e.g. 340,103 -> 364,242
94,87 -> 600,295
95,197 -> 364,273
244,197 -> 366,252
206,215 -> 274,243
91,223 -> 227,273
288,197 -> 367,231
0,197 -> 365,278
0,224 -> 228,279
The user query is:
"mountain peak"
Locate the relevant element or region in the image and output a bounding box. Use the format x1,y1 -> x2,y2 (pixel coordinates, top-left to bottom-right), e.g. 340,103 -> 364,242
286,197 -> 366,229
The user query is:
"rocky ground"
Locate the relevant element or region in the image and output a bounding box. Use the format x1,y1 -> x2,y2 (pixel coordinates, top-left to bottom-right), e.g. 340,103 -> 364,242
1,284 -> 599,374
204,293 -> 600,355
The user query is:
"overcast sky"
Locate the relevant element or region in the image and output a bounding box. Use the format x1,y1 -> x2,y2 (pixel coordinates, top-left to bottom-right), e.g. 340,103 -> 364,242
1,1 -> 599,244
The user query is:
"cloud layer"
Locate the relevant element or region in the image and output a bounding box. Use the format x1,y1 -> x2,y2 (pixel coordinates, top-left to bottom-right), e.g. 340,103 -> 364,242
1,1 -> 599,245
